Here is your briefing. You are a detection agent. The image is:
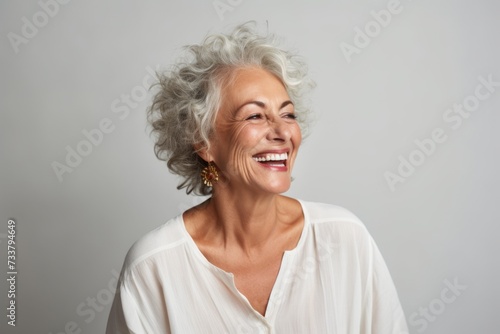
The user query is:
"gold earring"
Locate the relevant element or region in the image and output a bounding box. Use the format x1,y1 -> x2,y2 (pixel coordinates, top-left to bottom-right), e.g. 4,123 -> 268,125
201,162 -> 219,187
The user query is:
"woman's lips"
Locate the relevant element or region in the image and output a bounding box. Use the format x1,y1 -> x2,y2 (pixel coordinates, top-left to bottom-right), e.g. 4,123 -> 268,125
252,152 -> 288,162
252,152 -> 288,169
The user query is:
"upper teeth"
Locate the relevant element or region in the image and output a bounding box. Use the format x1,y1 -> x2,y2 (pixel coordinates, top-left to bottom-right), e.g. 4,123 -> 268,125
253,153 -> 288,162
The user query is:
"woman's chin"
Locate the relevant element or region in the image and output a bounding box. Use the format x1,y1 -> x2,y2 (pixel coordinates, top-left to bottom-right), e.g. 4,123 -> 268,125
257,180 -> 292,195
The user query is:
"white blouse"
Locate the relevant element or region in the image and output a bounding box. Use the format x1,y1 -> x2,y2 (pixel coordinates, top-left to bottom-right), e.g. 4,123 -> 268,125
106,200 -> 409,333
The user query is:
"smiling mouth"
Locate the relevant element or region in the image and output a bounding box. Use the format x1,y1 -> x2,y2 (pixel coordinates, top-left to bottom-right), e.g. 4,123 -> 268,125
252,152 -> 288,167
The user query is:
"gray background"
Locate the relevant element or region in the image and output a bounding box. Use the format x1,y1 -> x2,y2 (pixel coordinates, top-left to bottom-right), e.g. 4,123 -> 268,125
1,0 -> 499,333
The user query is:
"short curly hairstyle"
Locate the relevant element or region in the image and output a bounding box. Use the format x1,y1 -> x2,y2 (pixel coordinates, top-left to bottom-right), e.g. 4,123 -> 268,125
147,22 -> 315,195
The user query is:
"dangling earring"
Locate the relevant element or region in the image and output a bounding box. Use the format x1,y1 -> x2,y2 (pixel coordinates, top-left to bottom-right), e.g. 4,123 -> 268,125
201,161 -> 219,187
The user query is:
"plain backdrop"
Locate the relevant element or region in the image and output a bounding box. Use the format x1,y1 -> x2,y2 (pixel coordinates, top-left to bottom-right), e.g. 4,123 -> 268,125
1,1 -> 499,333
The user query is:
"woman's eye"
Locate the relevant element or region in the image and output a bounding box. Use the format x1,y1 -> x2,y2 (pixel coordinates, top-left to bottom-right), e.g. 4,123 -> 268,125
284,113 -> 297,120
246,114 -> 263,120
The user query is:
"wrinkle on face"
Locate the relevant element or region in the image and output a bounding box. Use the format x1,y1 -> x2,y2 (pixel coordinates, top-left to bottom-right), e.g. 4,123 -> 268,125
206,67 -> 302,195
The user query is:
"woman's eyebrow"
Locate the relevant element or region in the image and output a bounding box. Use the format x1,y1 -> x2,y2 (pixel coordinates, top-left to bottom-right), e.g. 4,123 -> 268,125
234,100 -> 294,115
280,100 -> 294,109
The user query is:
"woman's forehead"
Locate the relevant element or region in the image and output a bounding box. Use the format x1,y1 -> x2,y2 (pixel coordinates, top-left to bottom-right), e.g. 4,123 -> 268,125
220,67 -> 289,106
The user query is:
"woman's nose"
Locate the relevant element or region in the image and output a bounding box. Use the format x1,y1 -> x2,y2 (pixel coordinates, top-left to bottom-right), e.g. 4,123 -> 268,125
266,118 -> 291,142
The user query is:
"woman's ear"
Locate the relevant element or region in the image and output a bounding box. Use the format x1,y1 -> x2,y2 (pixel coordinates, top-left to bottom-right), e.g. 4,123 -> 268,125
194,143 -> 213,163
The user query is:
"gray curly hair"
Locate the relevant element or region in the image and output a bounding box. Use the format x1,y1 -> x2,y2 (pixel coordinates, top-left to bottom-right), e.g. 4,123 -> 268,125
147,22 -> 315,195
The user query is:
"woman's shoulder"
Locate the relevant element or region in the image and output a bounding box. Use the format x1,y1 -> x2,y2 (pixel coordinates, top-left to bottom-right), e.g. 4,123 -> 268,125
120,215 -> 186,272
299,200 -> 376,256
299,199 -> 370,237
300,200 -> 363,225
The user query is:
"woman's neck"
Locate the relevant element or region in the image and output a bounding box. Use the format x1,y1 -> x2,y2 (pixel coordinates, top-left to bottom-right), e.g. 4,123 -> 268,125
206,191 -> 283,252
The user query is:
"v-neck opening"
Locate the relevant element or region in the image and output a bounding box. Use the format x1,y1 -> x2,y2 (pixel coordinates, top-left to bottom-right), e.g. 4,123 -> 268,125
178,199 -> 310,319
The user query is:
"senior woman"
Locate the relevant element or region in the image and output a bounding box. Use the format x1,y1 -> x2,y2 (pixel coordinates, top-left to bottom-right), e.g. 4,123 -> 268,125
106,23 -> 408,333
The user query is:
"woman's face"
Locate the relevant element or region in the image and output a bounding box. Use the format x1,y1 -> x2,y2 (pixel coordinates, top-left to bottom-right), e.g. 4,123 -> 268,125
204,67 -> 302,195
